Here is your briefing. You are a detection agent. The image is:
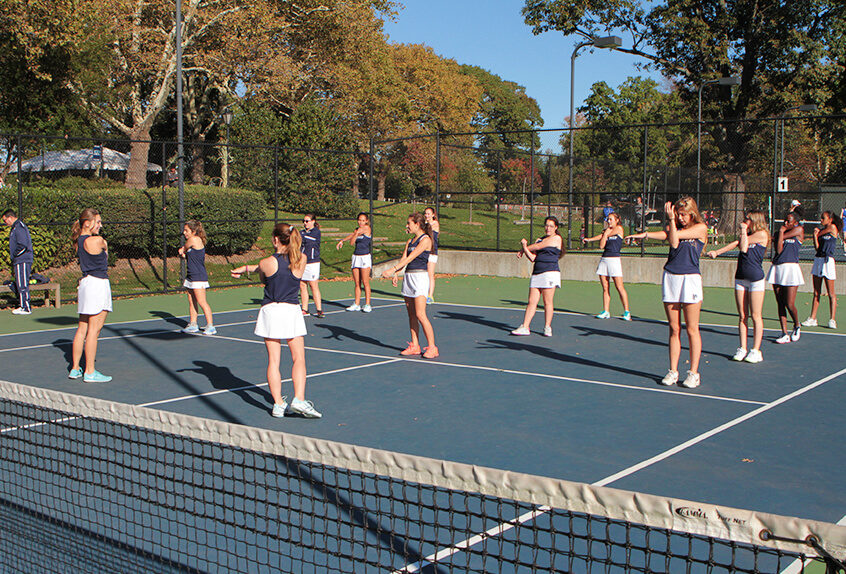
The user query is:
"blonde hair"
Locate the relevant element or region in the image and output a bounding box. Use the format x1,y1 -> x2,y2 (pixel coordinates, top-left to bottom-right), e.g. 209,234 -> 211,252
674,196 -> 703,227
272,223 -> 302,268
185,219 -> 207,245
746,210 -> 769,235
71,208 -> 100,243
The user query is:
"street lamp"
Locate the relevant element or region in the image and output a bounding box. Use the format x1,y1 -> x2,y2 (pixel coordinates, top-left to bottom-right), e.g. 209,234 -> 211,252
221,108 -> 233,188
696,76 -> 740,205
568,35 -> 623,249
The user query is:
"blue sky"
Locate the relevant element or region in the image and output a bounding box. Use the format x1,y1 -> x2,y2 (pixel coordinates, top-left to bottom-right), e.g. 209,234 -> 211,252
382,0 -> 665,153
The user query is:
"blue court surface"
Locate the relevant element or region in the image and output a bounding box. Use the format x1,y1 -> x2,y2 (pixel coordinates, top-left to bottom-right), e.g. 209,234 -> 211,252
1,294 -> 844,533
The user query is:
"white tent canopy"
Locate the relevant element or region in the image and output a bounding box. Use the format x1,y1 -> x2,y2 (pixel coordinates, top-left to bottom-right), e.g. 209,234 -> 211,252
9,147 -> 162,174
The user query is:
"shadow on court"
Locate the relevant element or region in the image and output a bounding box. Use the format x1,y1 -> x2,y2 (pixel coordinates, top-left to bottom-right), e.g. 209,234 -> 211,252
176,360 -> 270,413
498,298 -> 585,315
312,323 -> 405,352
434,310 -> 513,332
36,316 -> 79,326
149,310 -> 186,328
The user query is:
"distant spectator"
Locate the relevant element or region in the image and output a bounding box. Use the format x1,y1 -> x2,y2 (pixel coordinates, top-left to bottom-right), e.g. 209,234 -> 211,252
167,167 -> 178,187
789,199 -> 801,213
602,201 -> 615,222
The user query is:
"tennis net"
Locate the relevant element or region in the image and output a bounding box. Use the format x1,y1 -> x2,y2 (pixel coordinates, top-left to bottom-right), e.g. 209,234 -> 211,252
0,379 -> 844,573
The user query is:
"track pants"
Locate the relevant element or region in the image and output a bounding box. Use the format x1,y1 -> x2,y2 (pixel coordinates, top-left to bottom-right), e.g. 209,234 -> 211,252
12,261 -> 31,312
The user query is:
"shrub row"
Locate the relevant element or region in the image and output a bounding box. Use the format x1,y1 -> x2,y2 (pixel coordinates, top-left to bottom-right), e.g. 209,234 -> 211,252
0,224 -> 59,271
0,182 -> 264,268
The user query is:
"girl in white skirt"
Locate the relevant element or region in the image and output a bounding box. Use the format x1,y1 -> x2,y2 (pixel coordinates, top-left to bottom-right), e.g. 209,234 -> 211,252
336,212 -> 372,312
231,223 -> 321,419
69,208 -> 113,383
802,210 -> 841,329
382,212 -> 438,358
300,213 -> 324,318
511,216 -> 564,337
627,198 -> 708,388
178,219 -> 215,335
424,206 -> 440,304
582,212 -> 631,320
706,211 -> 770,363
767,209 -> 805,344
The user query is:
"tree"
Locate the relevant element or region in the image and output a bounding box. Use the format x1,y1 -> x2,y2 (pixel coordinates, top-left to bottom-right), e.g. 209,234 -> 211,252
523,0 -> 846,230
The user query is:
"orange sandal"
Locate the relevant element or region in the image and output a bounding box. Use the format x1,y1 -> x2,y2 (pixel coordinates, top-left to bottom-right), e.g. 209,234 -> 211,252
422,345 -> 439,359
400,342 -> 422,356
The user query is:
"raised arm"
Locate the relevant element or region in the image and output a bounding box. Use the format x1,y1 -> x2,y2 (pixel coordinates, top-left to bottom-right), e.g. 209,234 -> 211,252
706,240 -> 740,259
626,229 -> 668,242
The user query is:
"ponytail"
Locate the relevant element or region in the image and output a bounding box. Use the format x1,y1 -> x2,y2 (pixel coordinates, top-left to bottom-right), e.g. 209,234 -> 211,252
185,219 -> 207,245
272,222 -> 303,268
71,208 -> 99,244
408,212 -> 432,243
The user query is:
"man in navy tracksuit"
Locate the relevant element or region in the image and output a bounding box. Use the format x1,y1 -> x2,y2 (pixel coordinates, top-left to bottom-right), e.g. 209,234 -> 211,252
3,209 -> 33,314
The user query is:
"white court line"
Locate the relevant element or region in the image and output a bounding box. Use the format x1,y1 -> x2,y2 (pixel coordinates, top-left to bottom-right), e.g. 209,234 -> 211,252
396,365 -> 846,573
0,359 -> 401,435
780,514 -> 846,573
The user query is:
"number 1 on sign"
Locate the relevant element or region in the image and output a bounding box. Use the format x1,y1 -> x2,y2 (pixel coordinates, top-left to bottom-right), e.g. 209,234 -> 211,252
778,176 -> 789,192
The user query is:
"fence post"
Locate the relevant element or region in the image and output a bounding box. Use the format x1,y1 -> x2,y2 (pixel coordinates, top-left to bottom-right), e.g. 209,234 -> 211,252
771,118 -> 779,242
641,126 -> 648,257
162,141 -> 168,292
16,135 -> 22,218
273,146 -> 279,224
529,141 -> 535,240
496,154 -> 501,251
435,131 -> 440,218
368,138 -> 375,239
546,155 -> 552,217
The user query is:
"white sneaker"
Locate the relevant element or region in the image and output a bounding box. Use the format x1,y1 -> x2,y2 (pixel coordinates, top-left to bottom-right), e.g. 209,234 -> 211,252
271,397 -> 289,418
595,311 -> 610,319
287,397 -> 322,418
790,326 -> 801,342
362,304 -> 372,313
12,308 -> 31,315
511,326 -> 530,336
680,371 -> 700,389
182,323 -> 199,334
543,325 -> 552,337
829,319 -> 838,329
744,349 -> 763,364
801,317 -> 817,327
346,304 -> 361,312
659,370 -> 679,386
775,333 -> 791,344
731,348 -> 748,362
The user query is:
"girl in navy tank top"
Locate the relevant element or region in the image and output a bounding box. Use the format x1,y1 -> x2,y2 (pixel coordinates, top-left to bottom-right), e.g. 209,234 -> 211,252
231,223 -> 321,419
424,207 -> 440,304
706,211 -> 770,363
178,220 -> 215,335
803,210 -> 841,329
626,198 -> 708,389
769,210 -> 805,343
383,212 -> 438,358
582,212 -> 631,320
69,208 -> 113,383
511,216 -> 564,337
299,213 -> 324,318
336,212 -> 372,312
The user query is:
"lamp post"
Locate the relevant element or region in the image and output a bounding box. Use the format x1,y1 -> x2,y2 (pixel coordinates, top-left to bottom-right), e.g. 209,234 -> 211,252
568,35 -> 622,249
696,76 -> 740,206
221,108 -> 233,187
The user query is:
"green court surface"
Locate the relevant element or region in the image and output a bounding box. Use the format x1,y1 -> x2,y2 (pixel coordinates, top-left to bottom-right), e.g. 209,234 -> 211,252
1,274 -> 838,337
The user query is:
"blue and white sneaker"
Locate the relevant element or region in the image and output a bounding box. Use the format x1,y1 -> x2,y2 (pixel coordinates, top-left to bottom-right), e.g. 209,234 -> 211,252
595,311 -> 610,319
182,323 -> 200,334
271,397 -> 289,418
362,304 -> 372,313
83,370 -> 112,383
68,368 -> 83,380
203,326 -> 217,336
346,304 -> 361,312
621,311 -> 632,321
287,398 -> 322,418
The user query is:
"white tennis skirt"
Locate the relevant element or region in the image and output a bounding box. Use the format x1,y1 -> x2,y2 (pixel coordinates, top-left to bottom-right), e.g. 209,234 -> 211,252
301,262 -> 320,282
596,257 -> 623,277
811,257 -> 836,280
662,271 -> 703,304
78,276 -> 113,315
530,270 -> 561,289
767,263 -> 805,286
735,278 -> 766,292
351,254 -> 372,269
428,254 -> 439,264
401,270 -> 430,298
183,279 -> 210,290
254,302 -> 307,340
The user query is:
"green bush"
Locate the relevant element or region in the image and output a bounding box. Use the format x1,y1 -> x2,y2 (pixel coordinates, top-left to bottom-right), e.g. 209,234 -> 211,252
0,223 -> 59,271
0,183 -> 264,266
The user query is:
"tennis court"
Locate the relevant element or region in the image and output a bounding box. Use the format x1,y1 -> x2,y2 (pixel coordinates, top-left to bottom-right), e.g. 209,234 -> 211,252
1,276 -> 844,572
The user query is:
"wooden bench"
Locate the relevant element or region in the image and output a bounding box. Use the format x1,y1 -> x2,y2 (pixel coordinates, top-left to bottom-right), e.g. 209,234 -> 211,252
0,282 -> 61,308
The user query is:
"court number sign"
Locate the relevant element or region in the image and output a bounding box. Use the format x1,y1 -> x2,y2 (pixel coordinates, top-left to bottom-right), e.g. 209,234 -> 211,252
778,176 -> 789,192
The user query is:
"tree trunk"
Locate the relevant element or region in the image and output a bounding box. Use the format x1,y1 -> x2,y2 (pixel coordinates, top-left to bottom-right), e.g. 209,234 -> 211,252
717,173 -> 745,234
377,171 -> 386,201
191,138 -> 205,184
351,155 -> 360,197
125,126 -> 151,189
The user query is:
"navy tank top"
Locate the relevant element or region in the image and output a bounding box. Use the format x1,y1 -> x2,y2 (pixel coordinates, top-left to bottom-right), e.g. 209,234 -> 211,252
185,247 -> 208,282
353,233 -> 371,256
532,238 -> 561,275
816,232 -> 836,259
773,236 -> 801,264
405,234 -> 430,271
735,243 -> 766,282
664,238 -> 704,275
431,230 -> 439,255
602,234 -> 623,258
261,253 -> 301,305
77,235 -> 108,279
301,227 -> 321,263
